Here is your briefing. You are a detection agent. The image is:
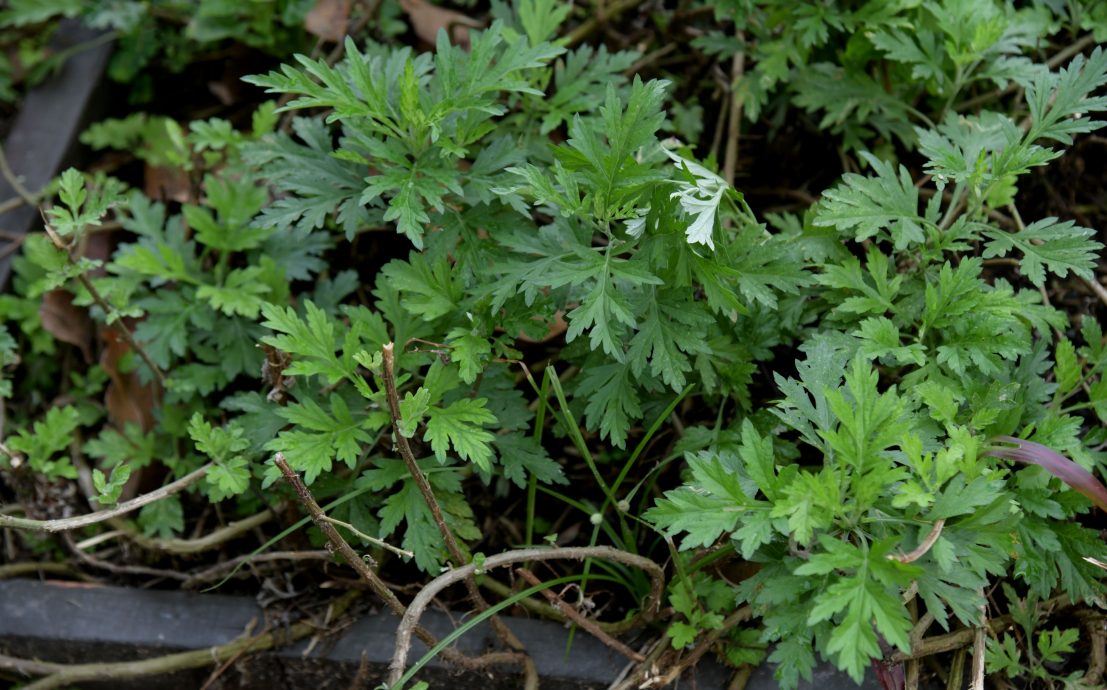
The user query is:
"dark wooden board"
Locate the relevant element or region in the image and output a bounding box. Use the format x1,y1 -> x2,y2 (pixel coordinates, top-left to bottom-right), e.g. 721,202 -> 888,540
0,579 -> 889,689
0,20 -> 113,288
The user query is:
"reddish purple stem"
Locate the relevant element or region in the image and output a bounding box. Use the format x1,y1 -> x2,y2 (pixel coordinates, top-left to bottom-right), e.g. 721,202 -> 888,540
988,436 -> 1107,512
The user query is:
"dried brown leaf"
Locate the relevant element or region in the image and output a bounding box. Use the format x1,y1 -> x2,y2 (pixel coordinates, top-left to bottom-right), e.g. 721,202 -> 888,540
305,0 -> 352,42
39,289 -> 92,362
144,163 -> 191,204
399,0 -> 481,48
100,326 -> 160,432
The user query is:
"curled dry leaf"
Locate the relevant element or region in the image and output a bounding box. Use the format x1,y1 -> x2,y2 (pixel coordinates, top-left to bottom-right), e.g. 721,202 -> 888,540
305,0 -> 351,42
100,325 -> 160,433
400,0 -> 481,48
144,163 -> 192,203
39,289 -> 92,362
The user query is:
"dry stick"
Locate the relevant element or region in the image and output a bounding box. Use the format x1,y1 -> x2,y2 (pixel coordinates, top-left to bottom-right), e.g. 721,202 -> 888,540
727,665 -> 752,690
565,0 -> 644,46
0,561 -> 96,581
610,636 -> 673,690
888,594 -> 1070,663
905,658 -> 920,690
62,533 -> 189,581
1082,275 -> 1107,309
889,519 -> 945,564
112,510 -> 274,555
515,567 -> 644,662
0,143 -> 38,207
0,465 -> 209,532
380,343 -> 532,665
388,545 -> 665,686
182,550 -> 332,588
42,221 -> 166,386
4,590 -> 359,690
722,35 -> 745,188
1082,614 -> 1106,684
272,453 -> 526,677
968,592 -> 986,690
650,606 -> 753,687
956,34 -> 1099,111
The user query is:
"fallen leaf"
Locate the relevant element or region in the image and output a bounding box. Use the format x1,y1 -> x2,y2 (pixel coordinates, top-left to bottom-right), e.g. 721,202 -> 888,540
39,290 -> 93,362
100,325 -> 161,433
144,163 -> 191,203
305,0 -> 351,42
400,0 -> 481,48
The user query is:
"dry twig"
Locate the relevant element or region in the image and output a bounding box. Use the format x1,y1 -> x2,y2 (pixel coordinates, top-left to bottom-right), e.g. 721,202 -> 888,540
1,591 -> 359,690
42,218 -> 166,385
515,567 -> 644,662
388,545 -> 665,686
380,343 -> 534,674
888,594 -> 1070,663
889,519 -> 945,564
0,465 -> 209,532
273,453 -> 527,680
722,33 -> 745,187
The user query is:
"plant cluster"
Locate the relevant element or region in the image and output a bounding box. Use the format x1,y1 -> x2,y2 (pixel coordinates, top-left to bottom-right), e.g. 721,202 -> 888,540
2,0 -> 1107,687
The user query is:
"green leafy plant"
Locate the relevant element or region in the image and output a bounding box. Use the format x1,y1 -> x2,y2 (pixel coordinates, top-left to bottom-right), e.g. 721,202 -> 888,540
1,1 -> 1106,688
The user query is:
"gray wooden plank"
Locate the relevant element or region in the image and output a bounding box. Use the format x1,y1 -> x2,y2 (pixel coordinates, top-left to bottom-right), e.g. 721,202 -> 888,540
0,20 -> 113,289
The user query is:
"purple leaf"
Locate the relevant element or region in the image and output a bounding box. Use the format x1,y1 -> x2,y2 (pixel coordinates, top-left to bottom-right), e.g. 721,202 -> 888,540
988,436 -> 1107,512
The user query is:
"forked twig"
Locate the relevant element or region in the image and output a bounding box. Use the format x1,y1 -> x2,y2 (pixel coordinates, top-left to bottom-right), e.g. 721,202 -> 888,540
380,343 -> 534,672
515,567 -> 644,662
388,545 -> 664,686
273,453 -> 526,679
42,218 -> 166,385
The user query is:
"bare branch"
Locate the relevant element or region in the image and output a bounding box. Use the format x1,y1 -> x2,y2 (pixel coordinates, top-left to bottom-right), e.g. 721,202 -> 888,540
515,567 -> 644,662
0,465 -> 209,532
889,519 -> 945,564
389,545 -> 664,686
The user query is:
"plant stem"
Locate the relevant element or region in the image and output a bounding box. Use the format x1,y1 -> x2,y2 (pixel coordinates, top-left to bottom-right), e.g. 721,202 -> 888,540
273,453 -> 406,613
181,550 -> 331,588
379,342 -> 532,662
380,344 -> 466,565
0,143 -> 38,207
4,590 -> 358,690
515,567 -> 644,662
118,509 -> 274,555
42,221 -> 167,386
565,0 -> 643,46
0,465 -> 210,532
272,452 -> 523,676
388,545 -> 664,685
722,34 -> 745,187
887,594 -> 1070,663
321,515 -> 414,559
